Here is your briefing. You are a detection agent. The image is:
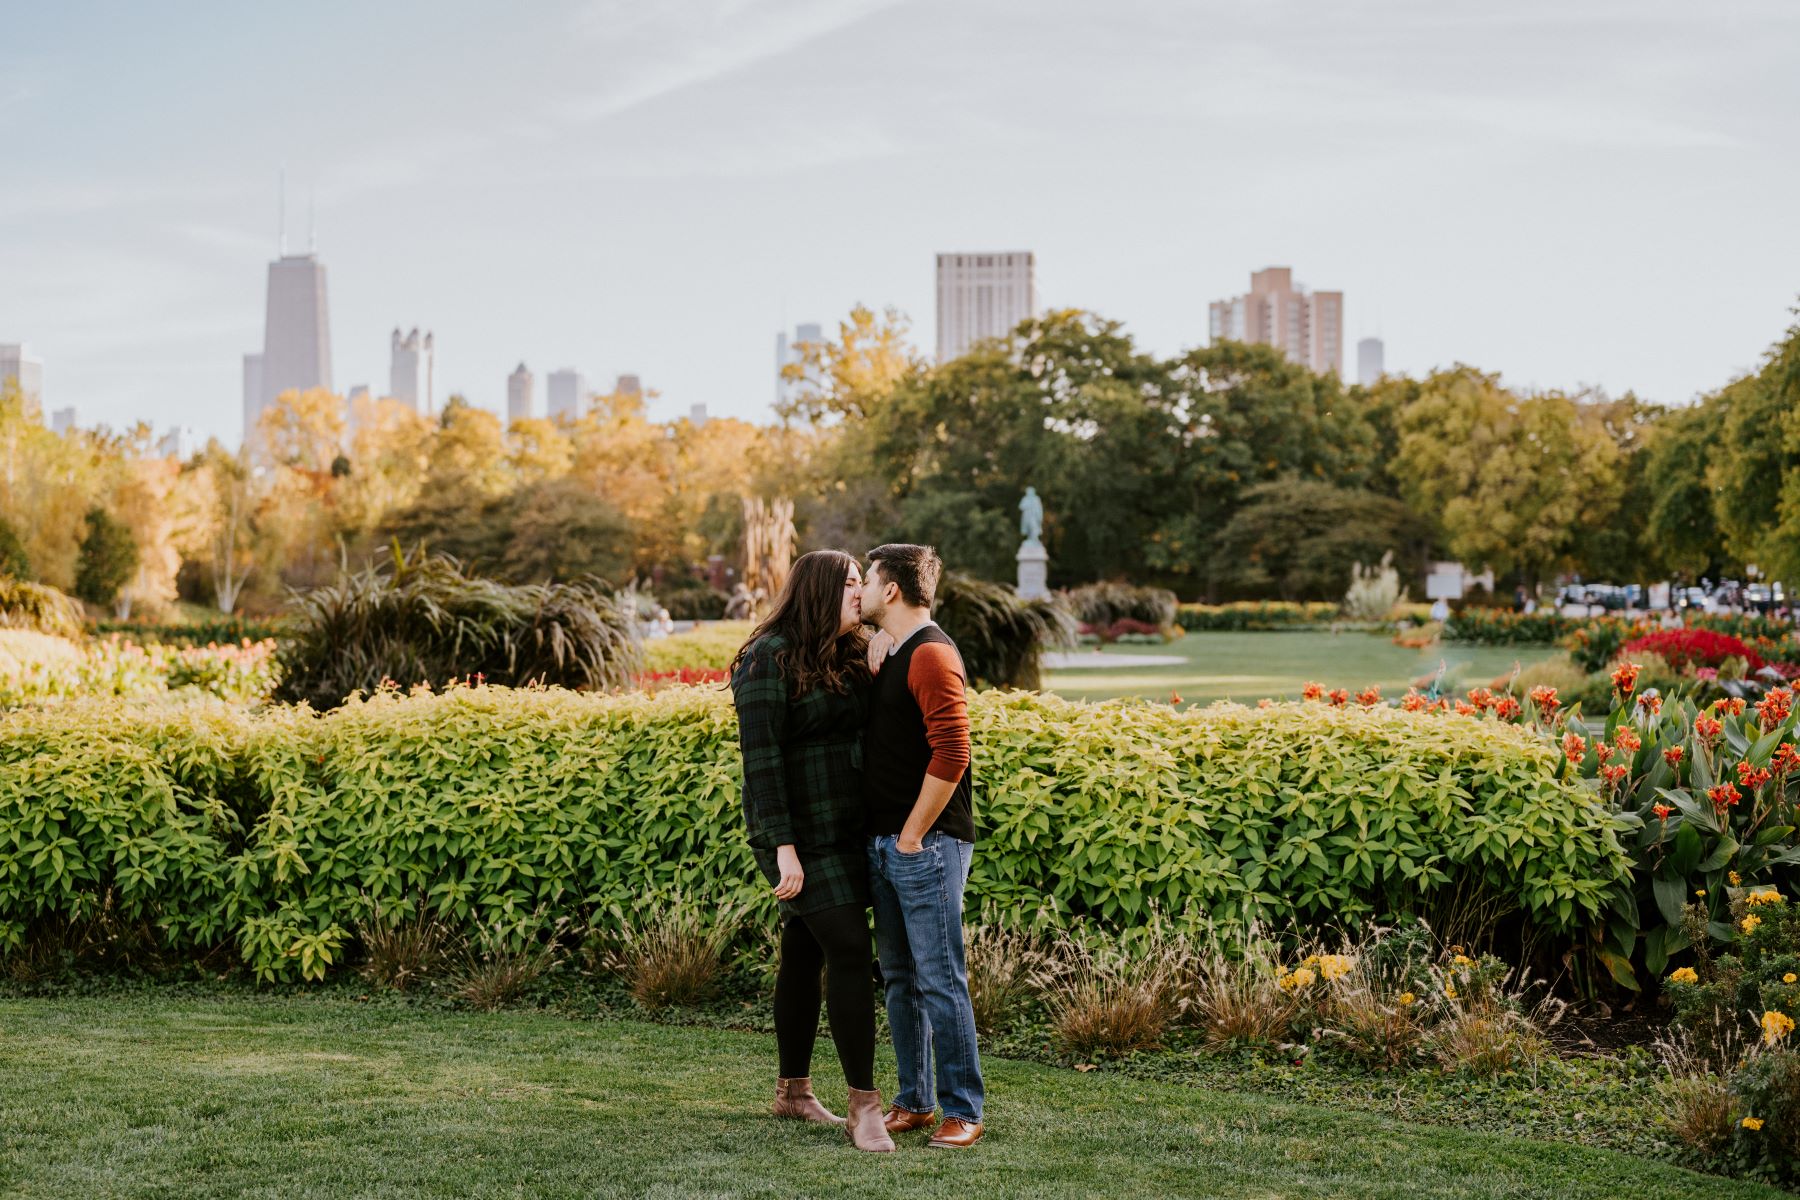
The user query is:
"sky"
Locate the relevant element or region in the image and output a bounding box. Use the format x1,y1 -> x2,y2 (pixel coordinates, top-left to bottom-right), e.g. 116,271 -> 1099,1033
2,0 -> 1798,446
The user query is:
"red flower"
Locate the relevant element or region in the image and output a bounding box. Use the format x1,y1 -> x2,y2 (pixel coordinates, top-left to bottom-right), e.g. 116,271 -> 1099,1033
1170,691 -> 1183,706
1708,782 -> 1743,812
1738,761 -> 1775,792
1652,803 -> 1675,820
1401,690 -> 1428,712
1466,687 -> 1495,712
1529,685 -> 1561,716
1596,742 -> 1616,764
1636,693 -> 1664,716
1611,662 -> 1641,695
1562,732 -> 1587,765
1494,696 -> 1522,721
1600,763 -> 1629,787
1327,688 -> 1349,707
1614,727 -> 1642,754
1454,700 -> 1477,716
1620,628 -> 1763,674
1758,688 -> 1794,731
1302,682 -> 1325,702
1356,685 -> 1382,707
1696,714 -> 1724,743
1774,743 -> 1800,775
1664,746 -> 1685,769
1713,697 -> 1748,717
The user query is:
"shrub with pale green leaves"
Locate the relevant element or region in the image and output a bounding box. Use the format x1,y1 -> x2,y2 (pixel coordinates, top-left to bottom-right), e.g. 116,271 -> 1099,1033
0,686 -> 1630,983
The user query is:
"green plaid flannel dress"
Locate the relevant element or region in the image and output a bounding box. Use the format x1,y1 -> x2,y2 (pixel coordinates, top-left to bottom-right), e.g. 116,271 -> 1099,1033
730,634 -> 871,917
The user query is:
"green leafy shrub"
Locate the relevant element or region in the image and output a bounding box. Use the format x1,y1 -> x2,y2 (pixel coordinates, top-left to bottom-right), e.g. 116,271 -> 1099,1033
1442,609 -> 1579,645
0,687 -> 1632,984
276,549 -> 641,709
640,622 -> 753,673
1175,602 -> 1340,631
96,615 -> 287,647
1059,582 -> 1178,631
933,570 -> 1075,689
73,506 -> 137,609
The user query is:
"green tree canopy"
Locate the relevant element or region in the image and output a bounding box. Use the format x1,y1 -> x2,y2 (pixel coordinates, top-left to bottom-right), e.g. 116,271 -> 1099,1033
73,506 -> 138,607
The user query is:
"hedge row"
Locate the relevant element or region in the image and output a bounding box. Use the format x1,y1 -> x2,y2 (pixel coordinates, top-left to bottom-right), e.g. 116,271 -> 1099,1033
0,687 -> 1631,981
1175,602 -> 1342,631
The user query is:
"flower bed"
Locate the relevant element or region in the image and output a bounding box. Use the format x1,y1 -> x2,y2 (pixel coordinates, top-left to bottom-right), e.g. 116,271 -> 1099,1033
0,632 -> 279,707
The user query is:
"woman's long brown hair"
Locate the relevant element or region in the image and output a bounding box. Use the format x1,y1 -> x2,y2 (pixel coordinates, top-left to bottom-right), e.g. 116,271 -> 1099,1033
730,550 -> 871,697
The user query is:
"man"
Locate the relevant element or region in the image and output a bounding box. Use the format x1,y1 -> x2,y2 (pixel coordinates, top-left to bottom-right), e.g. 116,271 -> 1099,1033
858,543 -> 985,1149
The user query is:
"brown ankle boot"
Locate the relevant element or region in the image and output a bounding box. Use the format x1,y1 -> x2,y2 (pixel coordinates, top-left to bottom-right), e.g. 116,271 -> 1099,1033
844,1087 -> 897,1152
772,1077 -> 844,1125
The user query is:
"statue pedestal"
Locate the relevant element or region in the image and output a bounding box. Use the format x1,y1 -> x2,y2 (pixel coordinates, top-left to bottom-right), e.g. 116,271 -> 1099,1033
1016,538 -> 1049,600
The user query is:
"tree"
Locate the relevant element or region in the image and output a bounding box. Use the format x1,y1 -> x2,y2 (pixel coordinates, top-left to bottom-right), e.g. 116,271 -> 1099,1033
1642,400 -> 1724,578
499,479 -> 634,584
0,515 -> 29,579
73,506 -> 138,608
778,304 -> 923,424
1210,481 -> 1430,601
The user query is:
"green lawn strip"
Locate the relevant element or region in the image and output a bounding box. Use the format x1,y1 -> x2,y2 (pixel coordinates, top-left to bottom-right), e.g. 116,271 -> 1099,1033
0,993 -> 1776,1200
1044,631 -> 1558,705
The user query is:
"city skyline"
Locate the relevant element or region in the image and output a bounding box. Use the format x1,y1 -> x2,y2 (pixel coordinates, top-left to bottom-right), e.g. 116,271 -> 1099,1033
3,1 -> 1797,446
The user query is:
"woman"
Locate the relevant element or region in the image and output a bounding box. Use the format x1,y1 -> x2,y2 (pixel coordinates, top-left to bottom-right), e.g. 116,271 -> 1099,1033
729,550 -> 894,1153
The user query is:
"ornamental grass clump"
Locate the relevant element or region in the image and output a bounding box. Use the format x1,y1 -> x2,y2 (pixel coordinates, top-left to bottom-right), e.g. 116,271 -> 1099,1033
1059,582 -> 1178,632
1420,949 -> 1560,1077
450,917 -> 567,1012
276,547 -> 642,710
592,896 -> 739,1012
0,577 -> 82,637
932,570 -> 1075,690
355,898 -> 458,992
965,923 -> 1060,1036
1186,931 -> 1304,1051
1044,924 -> 1193,1059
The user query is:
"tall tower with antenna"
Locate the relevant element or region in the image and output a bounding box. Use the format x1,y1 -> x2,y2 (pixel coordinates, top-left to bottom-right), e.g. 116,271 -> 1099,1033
243,170 -> 333,448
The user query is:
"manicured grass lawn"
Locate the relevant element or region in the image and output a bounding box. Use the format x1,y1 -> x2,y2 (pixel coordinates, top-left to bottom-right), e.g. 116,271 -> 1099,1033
0,992 -> 1776,1199
1045,630 -> 1560,705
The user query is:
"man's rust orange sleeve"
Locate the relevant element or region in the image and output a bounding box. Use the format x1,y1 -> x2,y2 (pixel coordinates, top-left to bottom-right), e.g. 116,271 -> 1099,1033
907,641 -> 972,783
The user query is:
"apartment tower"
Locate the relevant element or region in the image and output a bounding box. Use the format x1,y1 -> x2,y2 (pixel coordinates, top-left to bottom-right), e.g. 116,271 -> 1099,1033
1208,267 -> 1343,376
936,251 -> 1035,362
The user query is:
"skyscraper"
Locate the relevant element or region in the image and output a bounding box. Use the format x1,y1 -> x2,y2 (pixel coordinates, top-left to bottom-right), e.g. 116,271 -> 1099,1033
775,322 -> 823,407
50,407 -> 76,434
1357,337 -> 1385,387
689,403 -> 710,428
935,251 -> 1035,362
1208,267 -> 1343,376
547,368 -> 587,421
507,363 -> 535,424
615,374 -> 641,397
0,343 -> 44,411
389,328 -> 434,414
242,251 -> 332,444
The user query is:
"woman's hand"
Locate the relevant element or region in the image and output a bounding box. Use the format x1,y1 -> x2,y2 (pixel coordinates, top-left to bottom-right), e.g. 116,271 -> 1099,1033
867,629 -> 895,674
774,844 -> 804,902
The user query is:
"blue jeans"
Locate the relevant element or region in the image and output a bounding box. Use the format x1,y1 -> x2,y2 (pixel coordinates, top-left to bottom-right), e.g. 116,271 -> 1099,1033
867,831 -> 984,1124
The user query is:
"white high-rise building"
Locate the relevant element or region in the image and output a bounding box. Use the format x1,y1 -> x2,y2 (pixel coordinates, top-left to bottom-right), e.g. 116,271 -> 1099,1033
242,251 -> 332,445
689,403 -> 709,428
389,328 -> 434,414
1208,267 -> 1343,376
1357,337 -> 1385,387
346,384 -> 371,404
507,363 -> 535,424
157,426 -> 199,460
935,251 -> 1035,362
775,322 -> 824,406
547,369 -> 587,421
50,407 -> 76,434
0,343 -> 45,411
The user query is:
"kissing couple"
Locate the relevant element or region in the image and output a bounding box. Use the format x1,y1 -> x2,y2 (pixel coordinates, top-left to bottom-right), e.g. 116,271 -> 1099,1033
728,543 -> 985,1152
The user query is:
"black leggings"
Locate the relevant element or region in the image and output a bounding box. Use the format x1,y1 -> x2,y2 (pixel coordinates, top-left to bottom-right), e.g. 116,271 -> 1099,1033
774,903 -> 876,1090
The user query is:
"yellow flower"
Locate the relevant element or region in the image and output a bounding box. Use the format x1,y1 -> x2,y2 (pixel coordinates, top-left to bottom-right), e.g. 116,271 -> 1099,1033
1277,967 -> 1315,992
1744,914 -> 1764,935
1396,992 -> 1416,1006
1697,889 -> 1708,898
1747,889 -> 1787,907
1743,1116 -> 1765,1131
1762,1010 -> 1795,1046
1730,871 -> 1743,886
1452,954 -> 1474,967
1668,967 -> 1700,985
1314,954 -> 1354,982
1444,982 -> 1459,1000
1787,973 -> 1798,985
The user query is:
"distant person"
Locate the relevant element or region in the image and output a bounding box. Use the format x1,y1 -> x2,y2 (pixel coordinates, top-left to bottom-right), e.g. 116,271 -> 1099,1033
1513,585 -> 1527,612
857,543 -> 986,1149
729,551 -> 894,1152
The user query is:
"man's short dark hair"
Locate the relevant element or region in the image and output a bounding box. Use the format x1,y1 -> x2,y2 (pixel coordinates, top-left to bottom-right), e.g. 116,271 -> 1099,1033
867,543 -> 942,609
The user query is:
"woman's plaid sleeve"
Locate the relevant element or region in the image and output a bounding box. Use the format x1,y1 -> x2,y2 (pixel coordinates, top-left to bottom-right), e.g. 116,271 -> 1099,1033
732,643 -> 794,847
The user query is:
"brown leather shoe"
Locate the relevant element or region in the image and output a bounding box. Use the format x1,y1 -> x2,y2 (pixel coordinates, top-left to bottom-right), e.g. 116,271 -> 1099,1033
884,1106 -> 938,1135
845,1087 -> 897,1152
772,1077 -> 844,1125
929,1117 -> 984,1148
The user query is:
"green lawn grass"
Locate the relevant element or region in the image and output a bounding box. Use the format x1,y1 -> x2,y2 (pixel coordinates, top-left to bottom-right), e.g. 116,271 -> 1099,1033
0,992 -> 1774,1199
1044,630 -> 1560,705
